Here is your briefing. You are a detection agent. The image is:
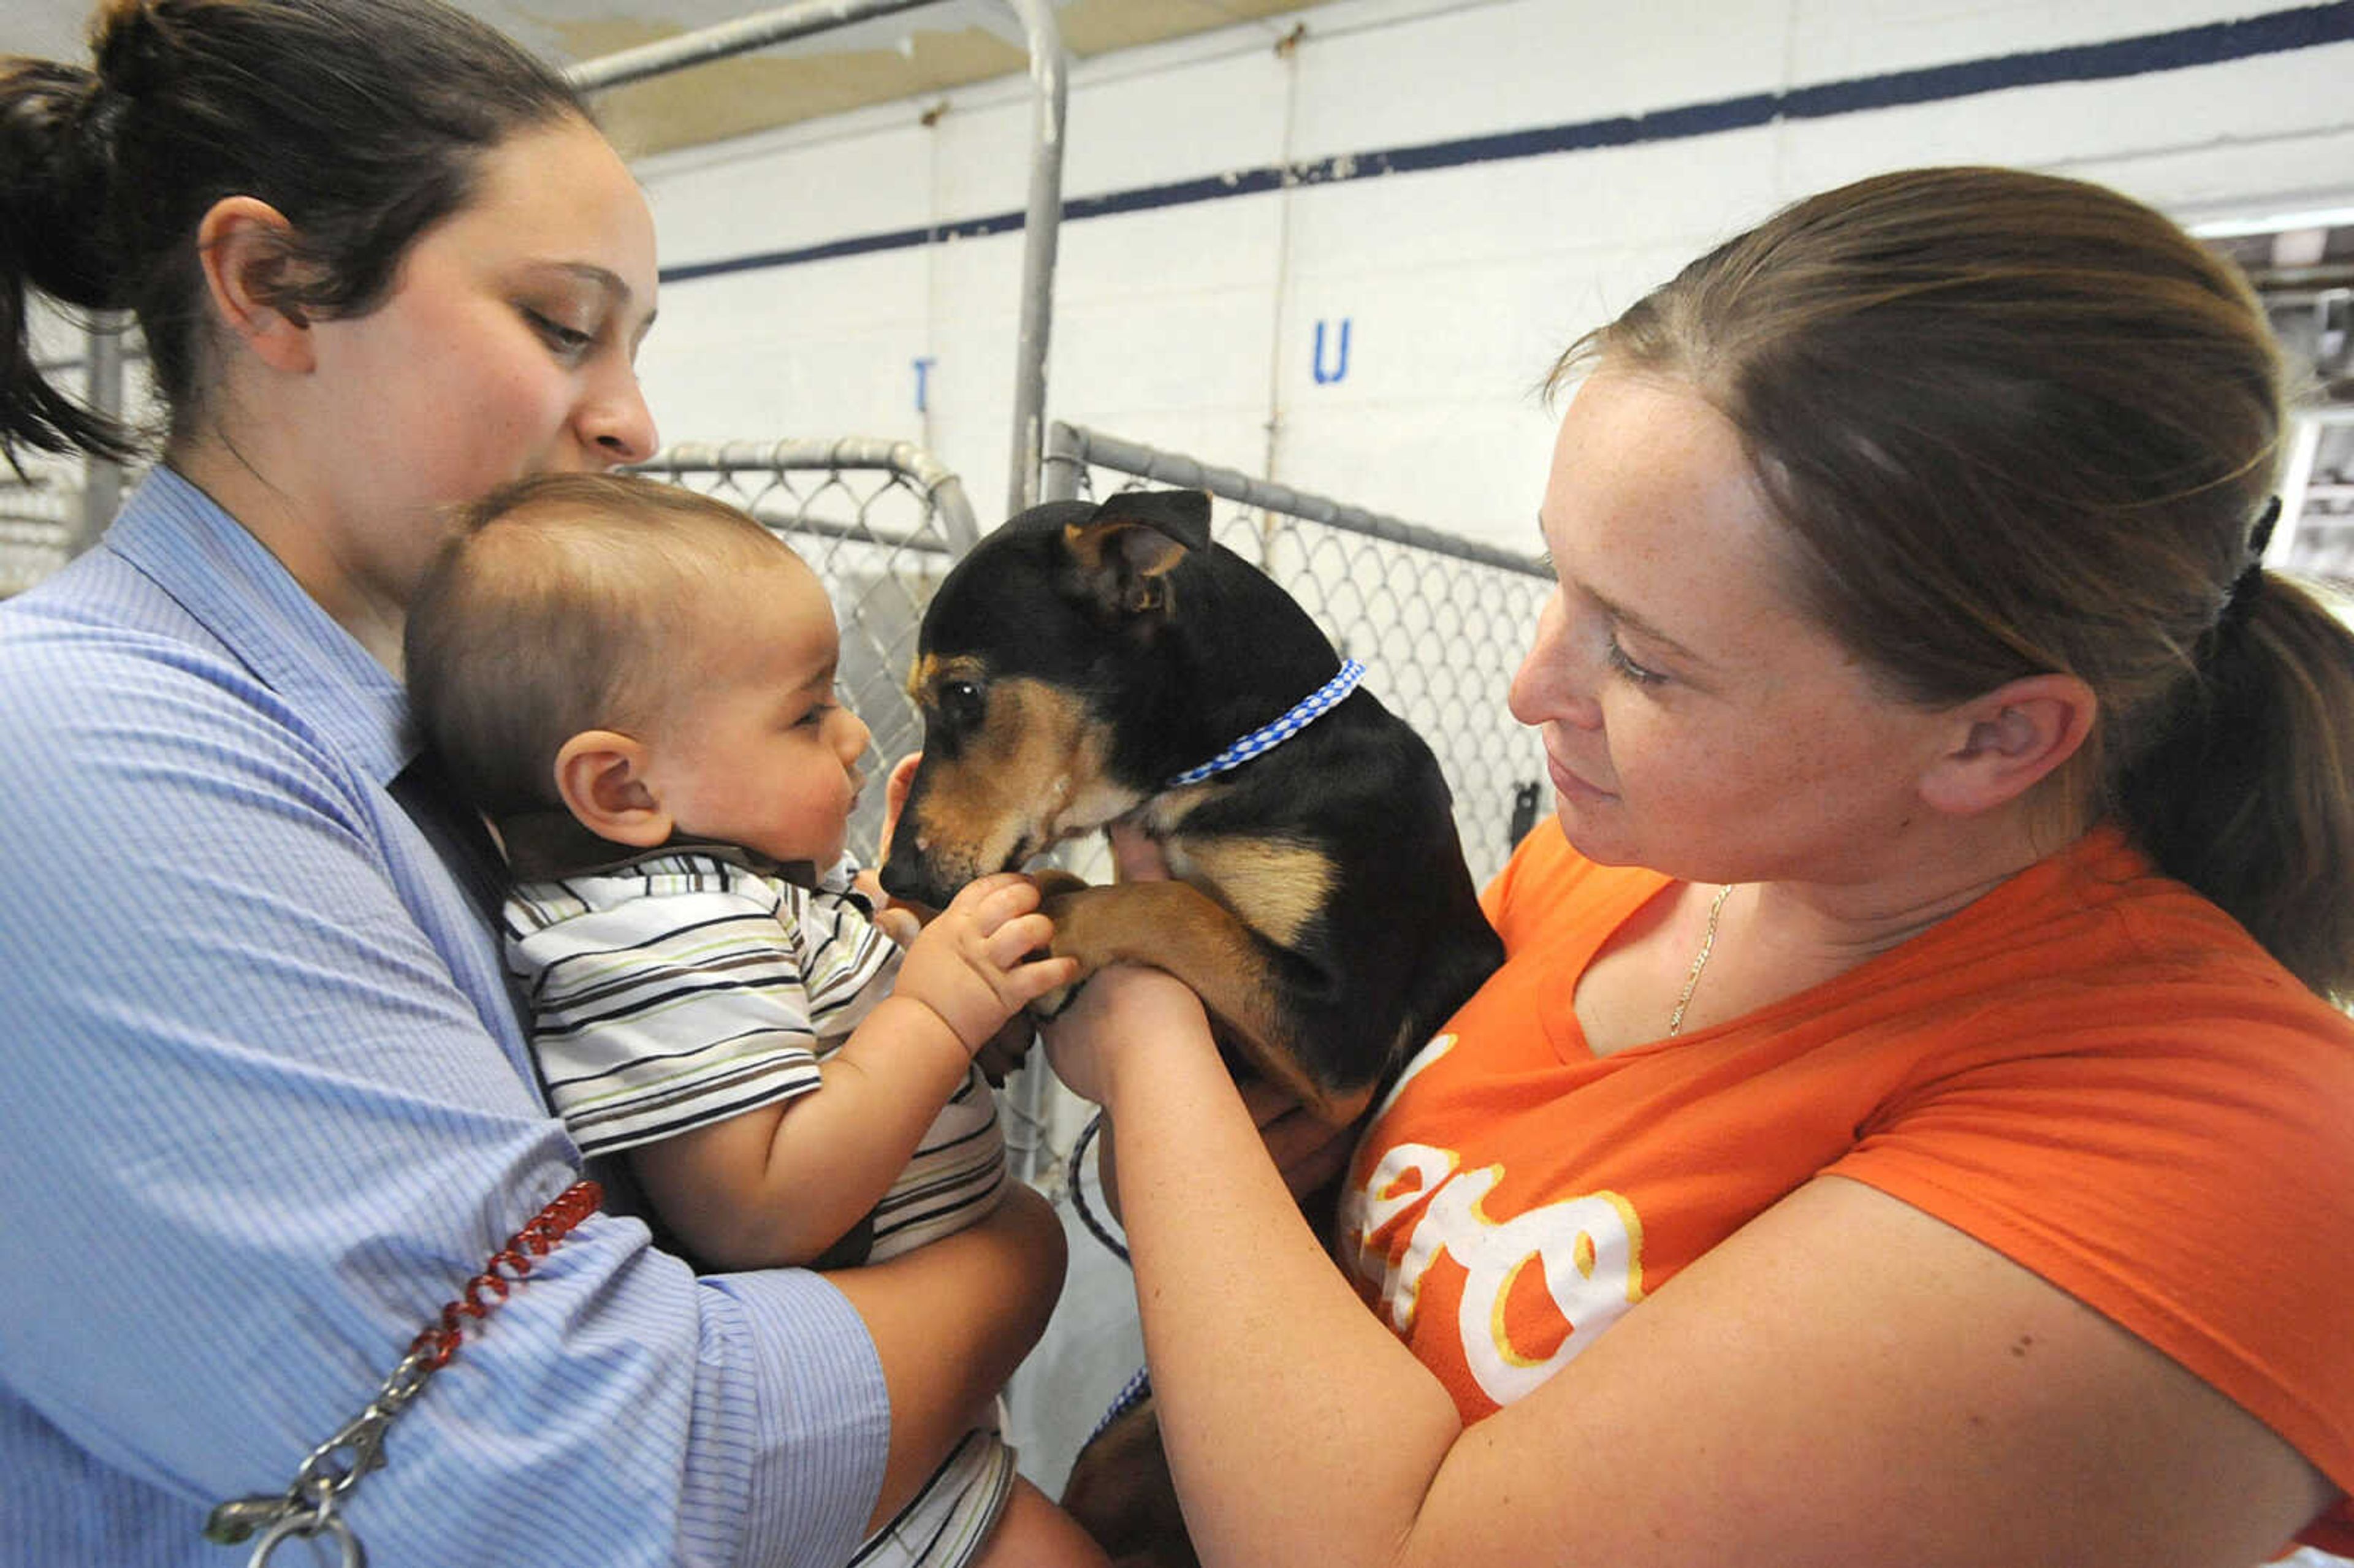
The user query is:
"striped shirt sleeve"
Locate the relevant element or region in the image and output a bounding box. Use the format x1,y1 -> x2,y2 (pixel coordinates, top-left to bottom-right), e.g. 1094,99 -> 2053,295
508,856 -> 901,1157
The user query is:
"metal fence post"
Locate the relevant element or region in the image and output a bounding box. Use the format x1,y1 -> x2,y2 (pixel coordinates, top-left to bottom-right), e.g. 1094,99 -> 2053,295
1040,420 -> 1087,502
565,0 -> 940,91
73,316 -> 128,557
567,0 -> 1069,526
1000,0 -> 1067,519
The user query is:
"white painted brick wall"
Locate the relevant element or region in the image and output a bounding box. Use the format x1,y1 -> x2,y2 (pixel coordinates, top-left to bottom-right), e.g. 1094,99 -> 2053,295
630,1 -> 2353,549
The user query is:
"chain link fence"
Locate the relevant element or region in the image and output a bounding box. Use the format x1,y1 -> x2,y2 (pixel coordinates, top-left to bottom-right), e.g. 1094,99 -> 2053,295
1042,422 -> 1552,889
1,469 -> 80,601
4,440 -> 982,870
18,435 -> 1549,888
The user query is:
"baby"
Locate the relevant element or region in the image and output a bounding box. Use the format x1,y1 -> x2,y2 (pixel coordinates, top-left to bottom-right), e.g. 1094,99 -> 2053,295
405,472 -> 1102,1568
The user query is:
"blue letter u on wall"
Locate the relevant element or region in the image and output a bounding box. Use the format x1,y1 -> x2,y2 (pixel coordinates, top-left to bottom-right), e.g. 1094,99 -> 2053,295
1313,318 -> 1351,385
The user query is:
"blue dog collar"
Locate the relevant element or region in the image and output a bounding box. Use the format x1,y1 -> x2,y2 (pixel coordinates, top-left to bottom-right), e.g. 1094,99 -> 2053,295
1165,658 -> 1365,787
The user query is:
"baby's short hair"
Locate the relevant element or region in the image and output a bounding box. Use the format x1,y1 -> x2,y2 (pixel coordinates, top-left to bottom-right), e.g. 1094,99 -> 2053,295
406,471 -> 807,817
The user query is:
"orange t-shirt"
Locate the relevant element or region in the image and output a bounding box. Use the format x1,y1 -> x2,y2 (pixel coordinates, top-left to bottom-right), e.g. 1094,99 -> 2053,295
1339,821 -> 2354,1551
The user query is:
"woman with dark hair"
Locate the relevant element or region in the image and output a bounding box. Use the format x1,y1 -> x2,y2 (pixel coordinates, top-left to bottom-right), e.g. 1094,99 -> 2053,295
0,4 -> 1064,1563
1042,166 -> 2354,1566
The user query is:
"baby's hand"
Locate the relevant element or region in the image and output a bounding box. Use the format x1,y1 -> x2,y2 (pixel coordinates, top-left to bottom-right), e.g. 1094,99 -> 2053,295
895,872 -> 1082,1053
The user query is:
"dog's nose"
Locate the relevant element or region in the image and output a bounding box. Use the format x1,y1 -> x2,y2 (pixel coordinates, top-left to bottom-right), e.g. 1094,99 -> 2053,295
877,849 -> 942,908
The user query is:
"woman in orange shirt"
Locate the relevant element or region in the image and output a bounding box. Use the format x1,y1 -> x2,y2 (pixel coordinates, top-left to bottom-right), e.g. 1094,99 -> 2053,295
1043,166 -> 2354,1566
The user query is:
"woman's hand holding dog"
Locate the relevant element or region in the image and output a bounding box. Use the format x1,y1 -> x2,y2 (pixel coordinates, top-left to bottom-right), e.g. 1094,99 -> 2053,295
1043,805 -> 1362,1212
1043,970 -> 1360,1229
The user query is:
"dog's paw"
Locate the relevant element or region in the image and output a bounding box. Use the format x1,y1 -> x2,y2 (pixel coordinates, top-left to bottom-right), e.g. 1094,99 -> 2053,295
1031,867 -> 1092,899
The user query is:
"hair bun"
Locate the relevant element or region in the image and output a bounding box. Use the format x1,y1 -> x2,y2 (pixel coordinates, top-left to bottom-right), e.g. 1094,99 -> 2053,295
91,0 -> 179,102
0,58 -> 121,308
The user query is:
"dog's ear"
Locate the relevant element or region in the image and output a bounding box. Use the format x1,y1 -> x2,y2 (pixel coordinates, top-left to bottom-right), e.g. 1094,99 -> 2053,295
1061,490 -> 1213,617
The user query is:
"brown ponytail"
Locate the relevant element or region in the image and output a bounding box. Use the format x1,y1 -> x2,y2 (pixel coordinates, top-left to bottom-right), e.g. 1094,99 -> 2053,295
1557,166 -> 2354,1000
2115,568 -> 2354,999
0,55 -> 137,462
1,0 -> 588,468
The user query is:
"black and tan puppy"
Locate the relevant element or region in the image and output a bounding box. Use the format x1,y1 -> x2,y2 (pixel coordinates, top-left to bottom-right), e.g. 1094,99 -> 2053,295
879,487 -> 1503,1128
880,487 -> 1504,1566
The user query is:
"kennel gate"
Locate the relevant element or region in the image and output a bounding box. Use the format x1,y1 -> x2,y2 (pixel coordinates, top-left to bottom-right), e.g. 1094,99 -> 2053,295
0,468 -> 77,602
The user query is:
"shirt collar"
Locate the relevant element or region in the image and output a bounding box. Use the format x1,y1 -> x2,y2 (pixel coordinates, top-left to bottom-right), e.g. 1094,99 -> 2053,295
102,466 -> 413,784
494,808 -> 825,889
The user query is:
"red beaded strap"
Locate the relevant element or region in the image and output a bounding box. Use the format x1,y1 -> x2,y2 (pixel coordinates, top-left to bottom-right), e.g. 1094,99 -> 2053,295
408,1179 -> 603,1370
205,1179 -> 609,1557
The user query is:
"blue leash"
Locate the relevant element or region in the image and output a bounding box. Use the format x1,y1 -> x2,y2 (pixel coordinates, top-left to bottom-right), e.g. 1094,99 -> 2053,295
1068,1113 -> 1152,1441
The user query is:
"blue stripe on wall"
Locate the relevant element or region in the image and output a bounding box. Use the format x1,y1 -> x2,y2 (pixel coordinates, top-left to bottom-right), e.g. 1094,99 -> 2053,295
660,0 -> 2354,284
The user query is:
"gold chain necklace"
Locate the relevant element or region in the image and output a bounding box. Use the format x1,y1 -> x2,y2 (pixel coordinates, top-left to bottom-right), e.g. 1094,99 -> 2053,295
1665,883 -> 1736,1037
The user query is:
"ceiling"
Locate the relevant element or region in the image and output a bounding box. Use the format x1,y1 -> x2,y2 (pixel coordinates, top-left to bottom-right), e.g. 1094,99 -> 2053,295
2,0 -> 1336,158
2206,223 -> 2354,400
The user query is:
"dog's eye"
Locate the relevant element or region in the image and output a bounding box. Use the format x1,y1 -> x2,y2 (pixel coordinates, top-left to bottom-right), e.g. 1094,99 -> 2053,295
940,680 -> 986,729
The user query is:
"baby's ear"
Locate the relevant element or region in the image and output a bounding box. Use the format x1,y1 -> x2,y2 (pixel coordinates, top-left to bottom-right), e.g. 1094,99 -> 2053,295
554,730 -> 672,847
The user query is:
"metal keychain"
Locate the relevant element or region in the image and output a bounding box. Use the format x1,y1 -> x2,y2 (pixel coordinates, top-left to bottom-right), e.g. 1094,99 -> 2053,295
234,1502 -> 365,1568
202,1180 -> 601,1567
204,1342 -> 433,1566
